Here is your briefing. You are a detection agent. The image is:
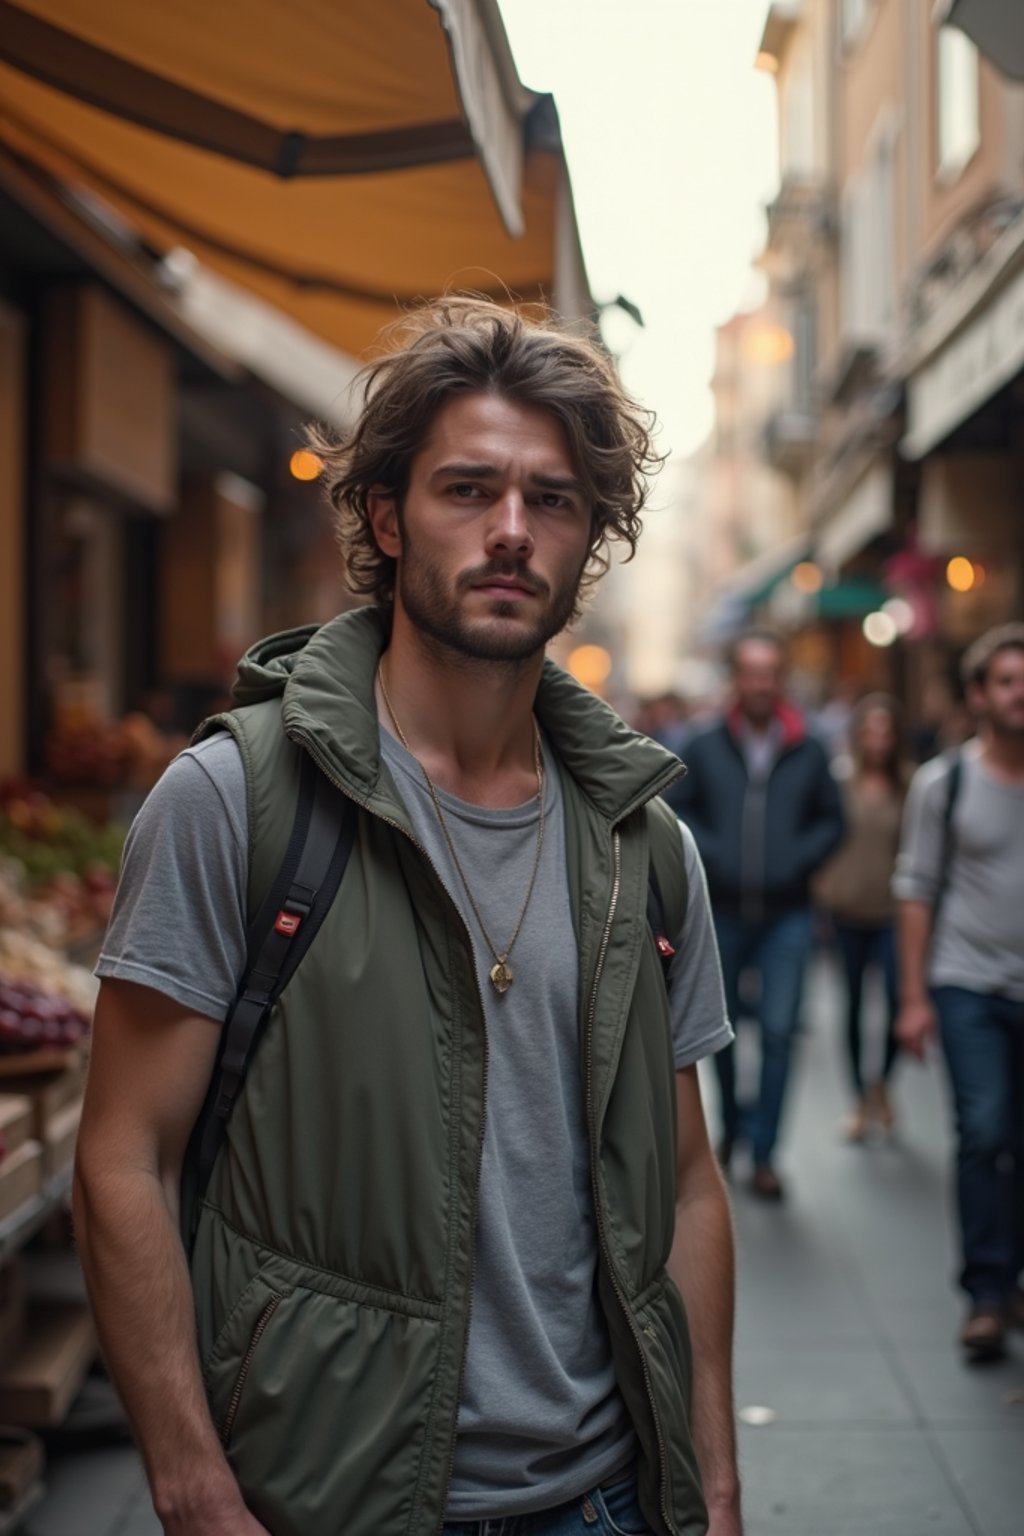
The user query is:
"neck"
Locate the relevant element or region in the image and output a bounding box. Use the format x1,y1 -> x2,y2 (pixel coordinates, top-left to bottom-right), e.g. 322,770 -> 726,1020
377,610 -> 544,803
980,726 -> 1024,777
741,713 -> 774,736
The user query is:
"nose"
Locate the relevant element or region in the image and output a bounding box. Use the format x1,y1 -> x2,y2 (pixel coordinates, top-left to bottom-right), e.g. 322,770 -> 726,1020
484,489 -> 534,559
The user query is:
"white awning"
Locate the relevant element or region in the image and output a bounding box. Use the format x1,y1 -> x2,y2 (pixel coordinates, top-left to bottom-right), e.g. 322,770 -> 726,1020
814,461 -> 893,574
902,254 -> 1024,458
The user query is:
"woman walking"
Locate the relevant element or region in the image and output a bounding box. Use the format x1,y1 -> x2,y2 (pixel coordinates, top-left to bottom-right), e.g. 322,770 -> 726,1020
815,696 -> 909,1140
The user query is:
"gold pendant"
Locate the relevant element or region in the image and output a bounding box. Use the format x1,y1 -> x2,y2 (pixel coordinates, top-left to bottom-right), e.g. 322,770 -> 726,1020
489,960 -> 513,994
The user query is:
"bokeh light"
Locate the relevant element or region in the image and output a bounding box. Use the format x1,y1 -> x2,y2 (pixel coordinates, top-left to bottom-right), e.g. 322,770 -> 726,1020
290,449 -> 323,482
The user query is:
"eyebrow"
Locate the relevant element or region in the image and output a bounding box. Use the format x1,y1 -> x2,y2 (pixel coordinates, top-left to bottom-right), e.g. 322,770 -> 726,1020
430,463 -> 585,495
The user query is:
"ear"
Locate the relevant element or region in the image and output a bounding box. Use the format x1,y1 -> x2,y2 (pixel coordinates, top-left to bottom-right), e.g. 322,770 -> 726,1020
367,489 -> 401,559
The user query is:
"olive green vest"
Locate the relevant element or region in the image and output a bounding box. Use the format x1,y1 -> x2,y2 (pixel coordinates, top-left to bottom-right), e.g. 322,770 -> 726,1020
190,608 -> 707,1536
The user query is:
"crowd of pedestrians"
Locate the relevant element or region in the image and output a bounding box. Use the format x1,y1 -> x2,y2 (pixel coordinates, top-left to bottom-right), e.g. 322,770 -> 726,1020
661,621 -> 1024,1366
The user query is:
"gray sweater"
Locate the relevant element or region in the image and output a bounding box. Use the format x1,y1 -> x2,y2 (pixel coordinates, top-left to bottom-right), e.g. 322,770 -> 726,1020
893,746 -> 1024,1001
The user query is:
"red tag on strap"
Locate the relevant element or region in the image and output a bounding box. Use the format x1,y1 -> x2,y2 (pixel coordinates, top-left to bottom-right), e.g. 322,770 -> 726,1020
274,911 -> 302,937
655,934 -> 675,959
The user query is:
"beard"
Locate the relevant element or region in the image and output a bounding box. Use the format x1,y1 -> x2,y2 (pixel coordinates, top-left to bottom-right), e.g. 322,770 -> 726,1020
395,537 -> 586,665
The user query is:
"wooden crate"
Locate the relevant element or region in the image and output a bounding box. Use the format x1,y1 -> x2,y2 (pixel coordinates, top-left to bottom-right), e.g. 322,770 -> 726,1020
0,1304 -> 97,1427
42,1100 -> 82,1182
0,1143 -> 42,1227
0,1058 -> 86,1145
0,1098 -> 32,1162
0,1428 -> 44,1513
0,1259 -> 26,1361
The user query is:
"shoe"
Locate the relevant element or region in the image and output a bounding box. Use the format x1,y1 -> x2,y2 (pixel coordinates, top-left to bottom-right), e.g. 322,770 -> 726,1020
959,1304 -> 1006,1362
840,1100 -> 869,1143
868,1081 -> 896,1134
750,1164 -> 785,1202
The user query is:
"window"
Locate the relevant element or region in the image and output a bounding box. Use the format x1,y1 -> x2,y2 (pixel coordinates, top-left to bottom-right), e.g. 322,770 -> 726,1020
870,124 -> 897,332
840,0 -> 872,49
782,43 -> 815,177
937,26 -> 980,179
840,117 -> 898,345
790,293 -> 817,412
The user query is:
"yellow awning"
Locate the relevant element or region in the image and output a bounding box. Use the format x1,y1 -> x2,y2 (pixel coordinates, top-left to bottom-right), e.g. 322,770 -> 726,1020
0,0 -> 591,355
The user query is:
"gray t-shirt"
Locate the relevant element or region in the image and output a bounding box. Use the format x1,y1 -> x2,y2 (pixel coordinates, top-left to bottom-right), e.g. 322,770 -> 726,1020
97,730 -> 732,1517
893,747 -> 1024,1001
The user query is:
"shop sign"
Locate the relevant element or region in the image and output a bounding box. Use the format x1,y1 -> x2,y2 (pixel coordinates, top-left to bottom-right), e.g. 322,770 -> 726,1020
903,260 -> 1024,459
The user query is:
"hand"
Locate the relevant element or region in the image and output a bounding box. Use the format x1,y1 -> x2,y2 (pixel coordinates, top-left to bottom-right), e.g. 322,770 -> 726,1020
896,999 -> 937,1061
164,1514 -> 271,1536
706,1496 -> 744,1536
160,1490 -> 272,1536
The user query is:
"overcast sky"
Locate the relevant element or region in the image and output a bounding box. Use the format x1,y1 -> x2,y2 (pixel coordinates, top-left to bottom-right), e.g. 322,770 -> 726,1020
498,0 -> 779,461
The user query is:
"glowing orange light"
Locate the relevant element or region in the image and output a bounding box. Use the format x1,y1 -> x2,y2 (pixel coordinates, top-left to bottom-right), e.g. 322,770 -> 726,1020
742,324 -> 795,367
290,449 -> 323,482
567,645 -> 613,692
791,562 -> 824,594
946,556 -> 976,593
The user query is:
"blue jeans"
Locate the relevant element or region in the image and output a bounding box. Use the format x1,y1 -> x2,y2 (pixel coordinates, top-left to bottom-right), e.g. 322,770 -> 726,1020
442,1471 -> 652,1535
713,909 -> 814,1167
934,986 -> 1024,1305
833,922 -> 899,1096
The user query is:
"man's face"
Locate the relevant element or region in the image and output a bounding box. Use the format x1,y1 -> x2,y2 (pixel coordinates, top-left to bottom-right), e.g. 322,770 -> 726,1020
969,646 -> 1024,737
732,639 -> 785,727
370,391 -> 593,664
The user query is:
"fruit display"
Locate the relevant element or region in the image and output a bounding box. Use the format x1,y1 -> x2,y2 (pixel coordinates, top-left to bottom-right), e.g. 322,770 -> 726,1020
45,712 -> 183,789
0,786 -> 124,952
0,784 -> 125,951
0,930 -> 95,1057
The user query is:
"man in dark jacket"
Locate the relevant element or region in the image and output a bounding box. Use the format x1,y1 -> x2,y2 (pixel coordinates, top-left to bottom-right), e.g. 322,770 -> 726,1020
672,629 -> 843,1199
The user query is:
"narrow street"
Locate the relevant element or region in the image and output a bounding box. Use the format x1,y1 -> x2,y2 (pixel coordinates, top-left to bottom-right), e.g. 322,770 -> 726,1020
727,953 -> 1024,1536
21,954 -> 1024,1536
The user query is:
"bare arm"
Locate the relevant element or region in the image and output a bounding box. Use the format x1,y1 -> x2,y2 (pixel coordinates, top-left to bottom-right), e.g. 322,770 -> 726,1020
895,900 -> 937,1059
667,1065 -> 742,1535
73,979 -> 269,1535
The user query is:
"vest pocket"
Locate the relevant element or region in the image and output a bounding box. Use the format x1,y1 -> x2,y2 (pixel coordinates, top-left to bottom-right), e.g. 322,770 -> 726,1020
220,1292 -> 283,1447
201,1269 -> 290,1444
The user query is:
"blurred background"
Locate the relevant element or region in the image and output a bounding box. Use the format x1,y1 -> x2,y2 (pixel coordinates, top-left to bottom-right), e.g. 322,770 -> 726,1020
0,3 -> 1022,1534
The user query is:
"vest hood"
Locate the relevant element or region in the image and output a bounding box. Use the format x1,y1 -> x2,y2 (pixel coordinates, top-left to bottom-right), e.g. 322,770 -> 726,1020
228,609 -> 684,825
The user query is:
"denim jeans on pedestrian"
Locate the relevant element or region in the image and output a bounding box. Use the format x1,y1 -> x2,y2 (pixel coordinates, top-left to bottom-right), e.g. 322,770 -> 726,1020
833,921 -> 899,1096
933,985 -> 1024,1305
441,1470 -> 651,1535
713,908 -> 814,1167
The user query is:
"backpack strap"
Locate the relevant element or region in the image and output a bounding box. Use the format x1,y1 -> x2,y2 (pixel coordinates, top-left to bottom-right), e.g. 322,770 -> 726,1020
645,796 -> 690,990
934,748 -> 963,918
185,754 -> 356,1241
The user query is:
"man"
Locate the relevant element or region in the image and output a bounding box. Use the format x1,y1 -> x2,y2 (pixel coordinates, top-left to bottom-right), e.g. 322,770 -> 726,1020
73,300 -> 742,1536
672,630 -> 843,1200
894,623 -> 1024,1362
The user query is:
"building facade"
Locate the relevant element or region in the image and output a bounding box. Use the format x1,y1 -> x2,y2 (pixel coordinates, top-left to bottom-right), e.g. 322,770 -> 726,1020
695,0 -> 1024,726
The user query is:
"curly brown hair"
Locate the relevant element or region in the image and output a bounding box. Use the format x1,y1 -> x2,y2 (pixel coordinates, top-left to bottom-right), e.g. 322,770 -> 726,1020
306,296 -> 663,615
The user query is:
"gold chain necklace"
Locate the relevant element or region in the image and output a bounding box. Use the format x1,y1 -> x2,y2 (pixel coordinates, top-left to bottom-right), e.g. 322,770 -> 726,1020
377,663 -> 545,995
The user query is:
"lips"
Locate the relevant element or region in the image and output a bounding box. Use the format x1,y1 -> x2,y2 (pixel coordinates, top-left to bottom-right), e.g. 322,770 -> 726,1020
471,576 -> 538,598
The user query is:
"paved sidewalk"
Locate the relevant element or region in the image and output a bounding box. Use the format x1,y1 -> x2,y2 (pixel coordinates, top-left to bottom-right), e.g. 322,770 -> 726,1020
724,953 -> 1024,1536
21,955 -> 1024,1535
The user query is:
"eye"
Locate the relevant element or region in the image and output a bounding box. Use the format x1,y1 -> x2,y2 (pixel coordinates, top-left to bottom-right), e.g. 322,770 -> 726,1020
449,482 -> 484,500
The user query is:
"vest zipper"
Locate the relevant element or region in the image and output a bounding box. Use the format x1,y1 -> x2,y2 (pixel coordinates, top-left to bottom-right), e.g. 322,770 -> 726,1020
289,736 -> 489,1533
585,829 -> 679,1536
221,1293 -> 282,1447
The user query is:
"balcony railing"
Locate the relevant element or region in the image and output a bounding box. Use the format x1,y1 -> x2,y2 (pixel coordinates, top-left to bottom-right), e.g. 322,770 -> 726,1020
762,405 -> 818,474
765,177 -> 837,255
